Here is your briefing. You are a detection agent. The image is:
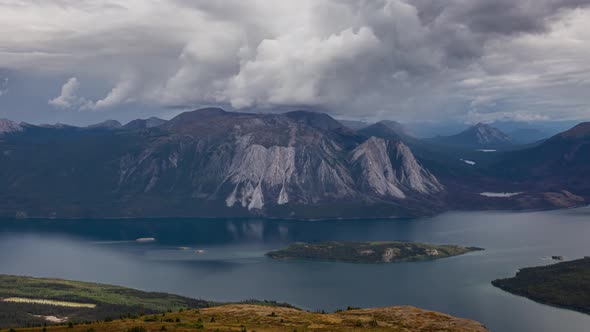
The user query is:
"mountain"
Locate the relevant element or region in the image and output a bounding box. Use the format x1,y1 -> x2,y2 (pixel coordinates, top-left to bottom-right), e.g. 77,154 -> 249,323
0,119 -> 23,135
86,119 -> 122,130
429,123 -> 513,148
337,119 -> 370,130
123,116 -> 167,130
359,120 -> 414,140
284,110 -> 346,131
496,122 -> 590,195
39,123 -> 78,129
507,128 -> 549,144
0,108 -> 446,219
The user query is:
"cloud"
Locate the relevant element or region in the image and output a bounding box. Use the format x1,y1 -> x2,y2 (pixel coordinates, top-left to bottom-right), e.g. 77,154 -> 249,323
467,110 -> 551,124
4,1 -> 590,121
94,77 -> 136,110
49,76 -> 135,111
226,27 -> 381,108
48,77 -> 91,110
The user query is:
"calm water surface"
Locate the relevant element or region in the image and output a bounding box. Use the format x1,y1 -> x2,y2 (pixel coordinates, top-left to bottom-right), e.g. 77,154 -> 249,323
1,208 -> 590,332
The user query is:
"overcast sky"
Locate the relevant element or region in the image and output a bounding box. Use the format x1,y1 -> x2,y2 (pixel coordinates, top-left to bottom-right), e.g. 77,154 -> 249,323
1,0 -> 590,126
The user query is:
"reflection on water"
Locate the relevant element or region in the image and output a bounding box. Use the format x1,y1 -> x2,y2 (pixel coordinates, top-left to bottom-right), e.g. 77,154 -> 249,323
1,207 -> 590,332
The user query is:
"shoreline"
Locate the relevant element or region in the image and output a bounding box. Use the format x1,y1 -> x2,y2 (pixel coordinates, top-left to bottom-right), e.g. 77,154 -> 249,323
0,204 -> 588,223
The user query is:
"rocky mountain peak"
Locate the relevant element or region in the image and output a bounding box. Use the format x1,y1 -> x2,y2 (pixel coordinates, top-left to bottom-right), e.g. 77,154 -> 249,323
0,118 -> 23,134
284,110 -> 344,131
359,120 -> 413,140
469,123 -> 511,144
430,122 -> 512,148
123,117 -> 167,130
87,119 -> 123,129
557,122 -> 590,139
350,137 -> 443,198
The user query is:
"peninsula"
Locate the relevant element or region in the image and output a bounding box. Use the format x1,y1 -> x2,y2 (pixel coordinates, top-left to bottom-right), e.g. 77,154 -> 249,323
492,257 -> 590,315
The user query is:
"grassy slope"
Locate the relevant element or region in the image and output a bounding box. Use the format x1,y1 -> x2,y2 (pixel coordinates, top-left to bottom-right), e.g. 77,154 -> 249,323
0,275 -> 208,311
492,257 -> 590,314
267,241 -> 482,263
0,275 -> 490,331
11,304 -> 489,332
0,275 -> 208,328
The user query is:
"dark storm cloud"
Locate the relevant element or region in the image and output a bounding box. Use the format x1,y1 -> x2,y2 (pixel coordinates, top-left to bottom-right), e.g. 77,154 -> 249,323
0,0 -> 589,125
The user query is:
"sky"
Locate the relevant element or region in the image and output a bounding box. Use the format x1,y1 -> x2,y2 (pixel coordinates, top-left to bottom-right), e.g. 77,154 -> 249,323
1,0 -> 590,127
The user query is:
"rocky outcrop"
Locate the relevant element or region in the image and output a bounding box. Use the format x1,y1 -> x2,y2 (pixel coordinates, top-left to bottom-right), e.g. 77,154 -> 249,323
430,123 -> 512,148
112,110 -> 446,215
350,137 -> 443,199
0,119 -> 23,135
0,108 -> 446,218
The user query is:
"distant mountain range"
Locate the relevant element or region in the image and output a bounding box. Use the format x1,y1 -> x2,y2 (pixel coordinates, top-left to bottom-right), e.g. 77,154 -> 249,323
427,123 -> 513,148
0,109 -> 586,219
496,122 -> 590,197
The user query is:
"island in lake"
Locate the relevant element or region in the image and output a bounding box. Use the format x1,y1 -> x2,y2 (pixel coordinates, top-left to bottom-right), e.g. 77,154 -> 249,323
492,257 -> 590,315
266,241 -> 483,263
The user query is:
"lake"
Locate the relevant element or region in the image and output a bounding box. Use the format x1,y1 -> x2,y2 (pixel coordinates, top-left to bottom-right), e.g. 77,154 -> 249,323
1,207 -> 590,332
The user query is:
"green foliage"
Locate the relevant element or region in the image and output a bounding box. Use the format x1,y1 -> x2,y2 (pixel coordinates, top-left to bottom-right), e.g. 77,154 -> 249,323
492,257 -> 590,314
266,241 -> 482,263
0,275 -> 208,328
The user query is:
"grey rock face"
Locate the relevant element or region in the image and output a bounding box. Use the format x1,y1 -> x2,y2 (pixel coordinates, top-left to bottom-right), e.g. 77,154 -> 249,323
115,110 -> 444,213
472,123 -> 511,144
350,138 -> 443,198
430,123 -> 512,148
0,119 -> 23,134
0,108 -> 446,218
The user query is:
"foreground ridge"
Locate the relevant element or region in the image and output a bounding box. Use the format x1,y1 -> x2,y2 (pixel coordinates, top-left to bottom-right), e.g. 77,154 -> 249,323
12,304 -> 489,332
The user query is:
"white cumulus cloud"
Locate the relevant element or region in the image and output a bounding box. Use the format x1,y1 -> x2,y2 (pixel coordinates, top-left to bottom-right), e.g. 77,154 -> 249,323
48,78 -> 91,110
2,0 -> 590,121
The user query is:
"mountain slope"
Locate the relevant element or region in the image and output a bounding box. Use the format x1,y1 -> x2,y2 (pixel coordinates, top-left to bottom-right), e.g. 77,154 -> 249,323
495,122 -> 590,195
359,120 -> 414,140
507,128 -> 549,144
14,304 -> 489,332
430,123 -> 512,148
87,119 -> 123,130
123,117 -> 167,130
0,119 -> 23,135
0,108 -> 445,219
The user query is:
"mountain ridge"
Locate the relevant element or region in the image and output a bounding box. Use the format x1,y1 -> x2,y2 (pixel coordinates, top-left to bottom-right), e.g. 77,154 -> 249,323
429,123 -> 513,148
0,109 -> 588,219
0,108 -> 447,219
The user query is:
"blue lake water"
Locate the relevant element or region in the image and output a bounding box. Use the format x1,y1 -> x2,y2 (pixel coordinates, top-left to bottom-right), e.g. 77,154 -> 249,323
1,207 -> 590,331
